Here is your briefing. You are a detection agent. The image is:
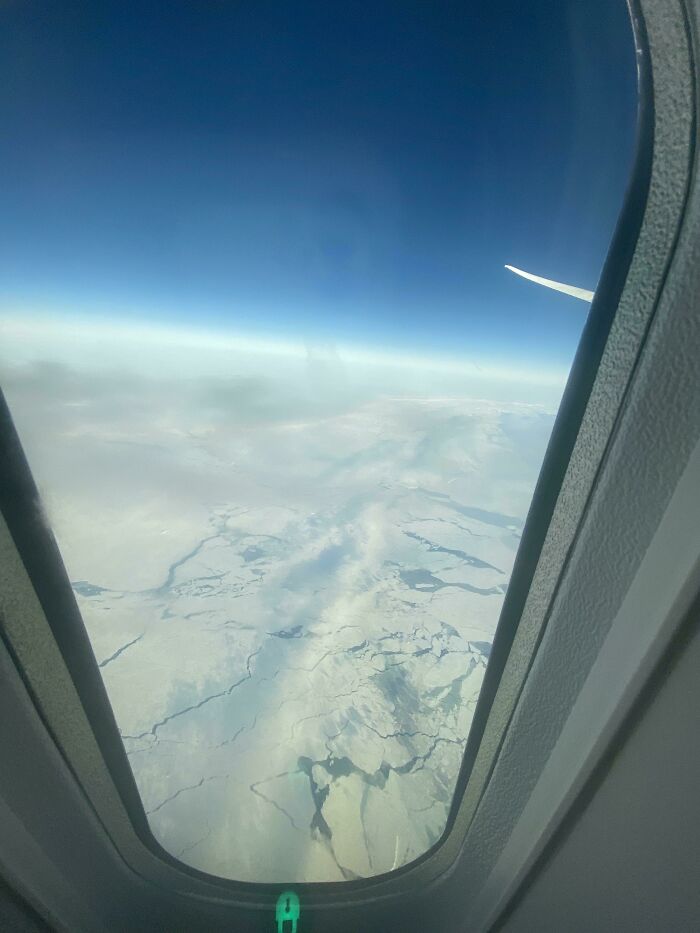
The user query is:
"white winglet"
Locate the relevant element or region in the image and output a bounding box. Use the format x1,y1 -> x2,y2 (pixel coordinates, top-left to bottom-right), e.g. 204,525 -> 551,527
505,264 -> 594,302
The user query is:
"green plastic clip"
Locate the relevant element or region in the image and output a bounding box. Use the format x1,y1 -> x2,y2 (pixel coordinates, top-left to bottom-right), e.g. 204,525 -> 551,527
275,890 -> 300,933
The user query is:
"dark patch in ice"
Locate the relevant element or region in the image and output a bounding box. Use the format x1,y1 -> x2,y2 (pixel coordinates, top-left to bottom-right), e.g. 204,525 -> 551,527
399,568 -> 501,597
298,756 -> 333,839
154,534 -> 221,595
73,580 -> 109,597
99,633 -> 144,668
418,489 -> 523,530
469,640 -> 492,658
403,531 -> 504,573
269,624 -> 304,639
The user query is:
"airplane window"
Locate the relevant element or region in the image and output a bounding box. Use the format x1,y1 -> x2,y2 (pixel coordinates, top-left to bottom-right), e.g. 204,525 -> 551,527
0,1 -> 636,882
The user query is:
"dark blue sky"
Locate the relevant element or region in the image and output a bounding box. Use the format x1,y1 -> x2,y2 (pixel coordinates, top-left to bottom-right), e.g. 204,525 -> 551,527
0,0 -> 637,367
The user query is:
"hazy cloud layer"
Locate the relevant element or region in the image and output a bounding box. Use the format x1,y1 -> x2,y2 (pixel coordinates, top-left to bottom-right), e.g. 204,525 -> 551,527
0,320 -> 557,880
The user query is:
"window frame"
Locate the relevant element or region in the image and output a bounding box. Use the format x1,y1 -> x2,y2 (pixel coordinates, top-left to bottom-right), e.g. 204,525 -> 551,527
0,0 -> 697,927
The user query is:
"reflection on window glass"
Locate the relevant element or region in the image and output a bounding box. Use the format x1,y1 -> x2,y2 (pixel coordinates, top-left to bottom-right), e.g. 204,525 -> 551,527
0,1 -> 636,882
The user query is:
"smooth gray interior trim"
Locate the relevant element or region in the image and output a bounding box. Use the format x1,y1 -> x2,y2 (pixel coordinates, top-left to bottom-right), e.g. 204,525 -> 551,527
497,614 -> 700,933
467,438 -> 700,930
0,639 -> 123,933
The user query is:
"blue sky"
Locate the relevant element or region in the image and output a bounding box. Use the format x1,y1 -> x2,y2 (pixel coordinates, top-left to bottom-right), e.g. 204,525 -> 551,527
0,0 -> 636,369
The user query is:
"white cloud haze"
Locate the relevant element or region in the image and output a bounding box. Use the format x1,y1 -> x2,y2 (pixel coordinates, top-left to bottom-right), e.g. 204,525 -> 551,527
0,314 -> 560,880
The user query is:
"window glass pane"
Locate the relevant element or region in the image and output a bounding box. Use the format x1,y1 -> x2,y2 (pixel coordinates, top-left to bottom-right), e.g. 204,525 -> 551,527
0,1 -> 636,882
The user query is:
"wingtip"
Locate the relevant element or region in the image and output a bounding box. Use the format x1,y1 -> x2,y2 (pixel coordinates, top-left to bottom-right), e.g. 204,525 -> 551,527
504,264 -> 594,302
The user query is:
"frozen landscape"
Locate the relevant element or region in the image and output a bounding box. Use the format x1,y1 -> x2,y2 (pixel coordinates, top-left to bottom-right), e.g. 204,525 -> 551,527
0,317 -> 561,881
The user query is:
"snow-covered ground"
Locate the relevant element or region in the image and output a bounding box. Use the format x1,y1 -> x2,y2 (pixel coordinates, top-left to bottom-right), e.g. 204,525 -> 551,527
0,318 -> 560,881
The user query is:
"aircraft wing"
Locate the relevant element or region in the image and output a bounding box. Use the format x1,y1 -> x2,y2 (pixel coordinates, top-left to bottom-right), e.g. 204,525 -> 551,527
505,264 -> 594,302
